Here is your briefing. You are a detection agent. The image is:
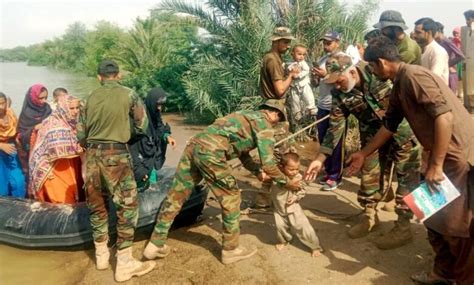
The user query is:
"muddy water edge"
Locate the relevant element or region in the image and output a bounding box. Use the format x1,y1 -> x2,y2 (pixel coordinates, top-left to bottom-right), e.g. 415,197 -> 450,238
0,114 -> 205,284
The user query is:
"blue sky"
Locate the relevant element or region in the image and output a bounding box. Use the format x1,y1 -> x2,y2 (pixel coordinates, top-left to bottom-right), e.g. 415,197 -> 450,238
1,0 -> 473,48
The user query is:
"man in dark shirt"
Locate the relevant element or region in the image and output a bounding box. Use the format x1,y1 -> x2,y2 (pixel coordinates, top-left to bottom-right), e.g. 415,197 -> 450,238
347,37 -> 474,285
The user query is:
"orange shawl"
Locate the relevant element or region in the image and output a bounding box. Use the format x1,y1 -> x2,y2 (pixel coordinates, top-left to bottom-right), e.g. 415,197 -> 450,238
0,109 -> 18,142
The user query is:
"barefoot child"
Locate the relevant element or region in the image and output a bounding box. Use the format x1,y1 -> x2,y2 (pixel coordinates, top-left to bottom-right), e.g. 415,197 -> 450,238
271,152 -> 323,257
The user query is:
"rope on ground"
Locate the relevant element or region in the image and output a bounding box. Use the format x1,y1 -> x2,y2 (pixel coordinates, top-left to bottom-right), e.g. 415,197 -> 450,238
240,188 -> 364,220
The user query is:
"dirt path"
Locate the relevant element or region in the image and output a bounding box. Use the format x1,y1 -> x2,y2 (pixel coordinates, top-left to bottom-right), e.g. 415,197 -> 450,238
0,114 -> 434,285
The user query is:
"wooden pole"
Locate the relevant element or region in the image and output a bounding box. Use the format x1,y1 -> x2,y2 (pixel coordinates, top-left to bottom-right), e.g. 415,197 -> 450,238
461,25 -> 474,114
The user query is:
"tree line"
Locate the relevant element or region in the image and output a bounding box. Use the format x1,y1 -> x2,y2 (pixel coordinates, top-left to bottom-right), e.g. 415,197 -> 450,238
0,0 -> 379,122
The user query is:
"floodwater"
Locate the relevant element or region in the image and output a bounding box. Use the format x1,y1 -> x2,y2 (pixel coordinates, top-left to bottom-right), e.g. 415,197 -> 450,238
0,62 -> 99,114
0,62 -> 206,284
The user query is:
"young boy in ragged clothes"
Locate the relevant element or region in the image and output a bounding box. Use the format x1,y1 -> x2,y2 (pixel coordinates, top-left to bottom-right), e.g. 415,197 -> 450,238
270,152 -> 323,257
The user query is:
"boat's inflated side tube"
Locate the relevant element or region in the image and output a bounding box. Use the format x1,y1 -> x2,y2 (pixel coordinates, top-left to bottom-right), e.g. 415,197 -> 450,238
0,167 -> 207,248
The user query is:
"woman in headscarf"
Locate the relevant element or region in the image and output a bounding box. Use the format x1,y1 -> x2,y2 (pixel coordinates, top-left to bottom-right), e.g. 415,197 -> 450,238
129,87 -> 176,190
17,84 -> 51,175
0,92 -> 26,198
29,95 -> 84,204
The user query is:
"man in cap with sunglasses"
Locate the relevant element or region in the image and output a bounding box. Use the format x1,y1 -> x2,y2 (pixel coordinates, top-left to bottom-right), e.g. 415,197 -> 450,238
311,31 -> 345,191
143,99 -> 302,265
305,53 -> 421,249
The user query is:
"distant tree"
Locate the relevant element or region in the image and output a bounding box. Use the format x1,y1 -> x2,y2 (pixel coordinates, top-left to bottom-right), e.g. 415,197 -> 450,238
61,22 -> 88,71
0,46 -> 29,62
83,21 -> 127,76
117,13 -> 199,112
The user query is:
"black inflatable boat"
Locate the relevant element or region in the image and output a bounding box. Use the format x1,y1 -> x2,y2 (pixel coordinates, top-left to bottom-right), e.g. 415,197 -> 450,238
0,167 -> 207,248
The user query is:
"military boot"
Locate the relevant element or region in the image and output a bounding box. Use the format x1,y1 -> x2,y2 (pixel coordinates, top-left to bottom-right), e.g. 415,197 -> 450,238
94,239 -> 110,270
115,247 -> 156,282
375,217 -> 413,250
347,207 -> 379,239
221,245 -> 257,265
143,242 -> 171,260
381,199 -> 396,212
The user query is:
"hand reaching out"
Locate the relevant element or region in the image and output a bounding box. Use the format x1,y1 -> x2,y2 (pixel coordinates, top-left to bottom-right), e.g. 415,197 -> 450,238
167,136 -> 177,149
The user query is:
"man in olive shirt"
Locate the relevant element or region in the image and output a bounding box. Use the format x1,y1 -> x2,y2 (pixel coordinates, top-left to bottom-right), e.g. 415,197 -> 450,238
77,60 -> 155,282
260,26 -> 300,100
256,27 -> 299,208
373,10 -> 422,65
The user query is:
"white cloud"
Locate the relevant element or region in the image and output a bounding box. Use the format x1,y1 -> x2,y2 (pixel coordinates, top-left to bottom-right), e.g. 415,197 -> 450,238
1,0 -> 158,48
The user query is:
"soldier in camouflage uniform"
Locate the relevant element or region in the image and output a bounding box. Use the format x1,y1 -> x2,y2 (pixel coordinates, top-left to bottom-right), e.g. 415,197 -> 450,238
304,54 -> 421,249
143,99 -> 302,264
77,60 -> 155,282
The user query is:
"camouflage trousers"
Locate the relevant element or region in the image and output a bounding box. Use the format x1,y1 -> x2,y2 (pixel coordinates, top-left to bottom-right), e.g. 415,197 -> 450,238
257,121 -> 293,208
150,140 -> 241,250
85,147 -> 138,250
358,138 -> 421,218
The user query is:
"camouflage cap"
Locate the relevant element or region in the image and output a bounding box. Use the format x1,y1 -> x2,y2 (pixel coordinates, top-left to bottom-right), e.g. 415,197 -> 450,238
373,10 -> 408,30
259,99 -> 287,121
324,53 -> 354,84
271,27 -> 295,41
98,59 -> 119,75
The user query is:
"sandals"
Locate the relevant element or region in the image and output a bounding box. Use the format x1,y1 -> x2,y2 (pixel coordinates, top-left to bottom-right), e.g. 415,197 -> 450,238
410,271 -> 454,285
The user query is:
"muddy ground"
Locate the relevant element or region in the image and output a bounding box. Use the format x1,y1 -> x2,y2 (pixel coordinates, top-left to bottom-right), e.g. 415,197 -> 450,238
0,114 -> 434,285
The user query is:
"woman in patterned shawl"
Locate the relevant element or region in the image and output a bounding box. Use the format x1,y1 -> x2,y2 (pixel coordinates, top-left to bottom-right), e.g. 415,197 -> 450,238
29,95 -> 83,204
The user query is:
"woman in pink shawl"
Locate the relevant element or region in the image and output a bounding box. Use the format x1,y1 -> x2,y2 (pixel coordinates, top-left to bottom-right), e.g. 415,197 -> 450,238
29,95 -> 84,204
17,84 -> 51,175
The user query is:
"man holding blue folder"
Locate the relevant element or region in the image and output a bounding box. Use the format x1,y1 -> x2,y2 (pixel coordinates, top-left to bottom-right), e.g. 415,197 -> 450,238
343,37 -> 474,285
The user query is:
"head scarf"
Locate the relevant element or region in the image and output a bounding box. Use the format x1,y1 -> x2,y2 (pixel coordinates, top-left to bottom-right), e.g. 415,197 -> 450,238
145,87 -> 167,129
17,84 -> 52,148
143,87 -> 170,170
0,93 -> 18,142
28,95 -> 82,196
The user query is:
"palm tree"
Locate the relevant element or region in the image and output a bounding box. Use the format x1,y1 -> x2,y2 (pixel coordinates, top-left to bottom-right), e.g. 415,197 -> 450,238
158,0 -> 379,119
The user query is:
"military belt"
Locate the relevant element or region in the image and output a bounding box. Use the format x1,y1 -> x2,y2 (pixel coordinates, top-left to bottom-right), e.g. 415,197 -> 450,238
87,143 -> 128,150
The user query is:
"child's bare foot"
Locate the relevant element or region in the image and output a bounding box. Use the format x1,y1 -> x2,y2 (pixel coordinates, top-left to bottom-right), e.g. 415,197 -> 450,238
311,249 -> 322,257
275,243 -> 288,251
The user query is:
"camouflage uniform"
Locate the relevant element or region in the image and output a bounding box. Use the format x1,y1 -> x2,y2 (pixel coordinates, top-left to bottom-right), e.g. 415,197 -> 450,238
149,110 -> 289,250
319,62 -> 421,217
77,80 -> 148,250
256,120 -> 293,208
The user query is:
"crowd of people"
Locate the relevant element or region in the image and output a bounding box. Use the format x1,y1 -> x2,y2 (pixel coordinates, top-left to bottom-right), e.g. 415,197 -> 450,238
1,8 -> 473,285
143,8 -> 474,285
0,78 -> 175,205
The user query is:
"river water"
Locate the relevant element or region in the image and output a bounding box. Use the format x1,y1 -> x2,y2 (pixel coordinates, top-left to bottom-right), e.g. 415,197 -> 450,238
0,62 -> 99,114
0,62 -> 205,284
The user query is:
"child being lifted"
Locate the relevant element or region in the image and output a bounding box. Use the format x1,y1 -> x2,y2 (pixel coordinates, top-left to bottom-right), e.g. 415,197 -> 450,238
287,44 -> 317,122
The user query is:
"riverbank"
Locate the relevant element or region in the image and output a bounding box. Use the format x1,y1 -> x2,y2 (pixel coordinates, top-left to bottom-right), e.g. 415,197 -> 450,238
0,114 -> 434,285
